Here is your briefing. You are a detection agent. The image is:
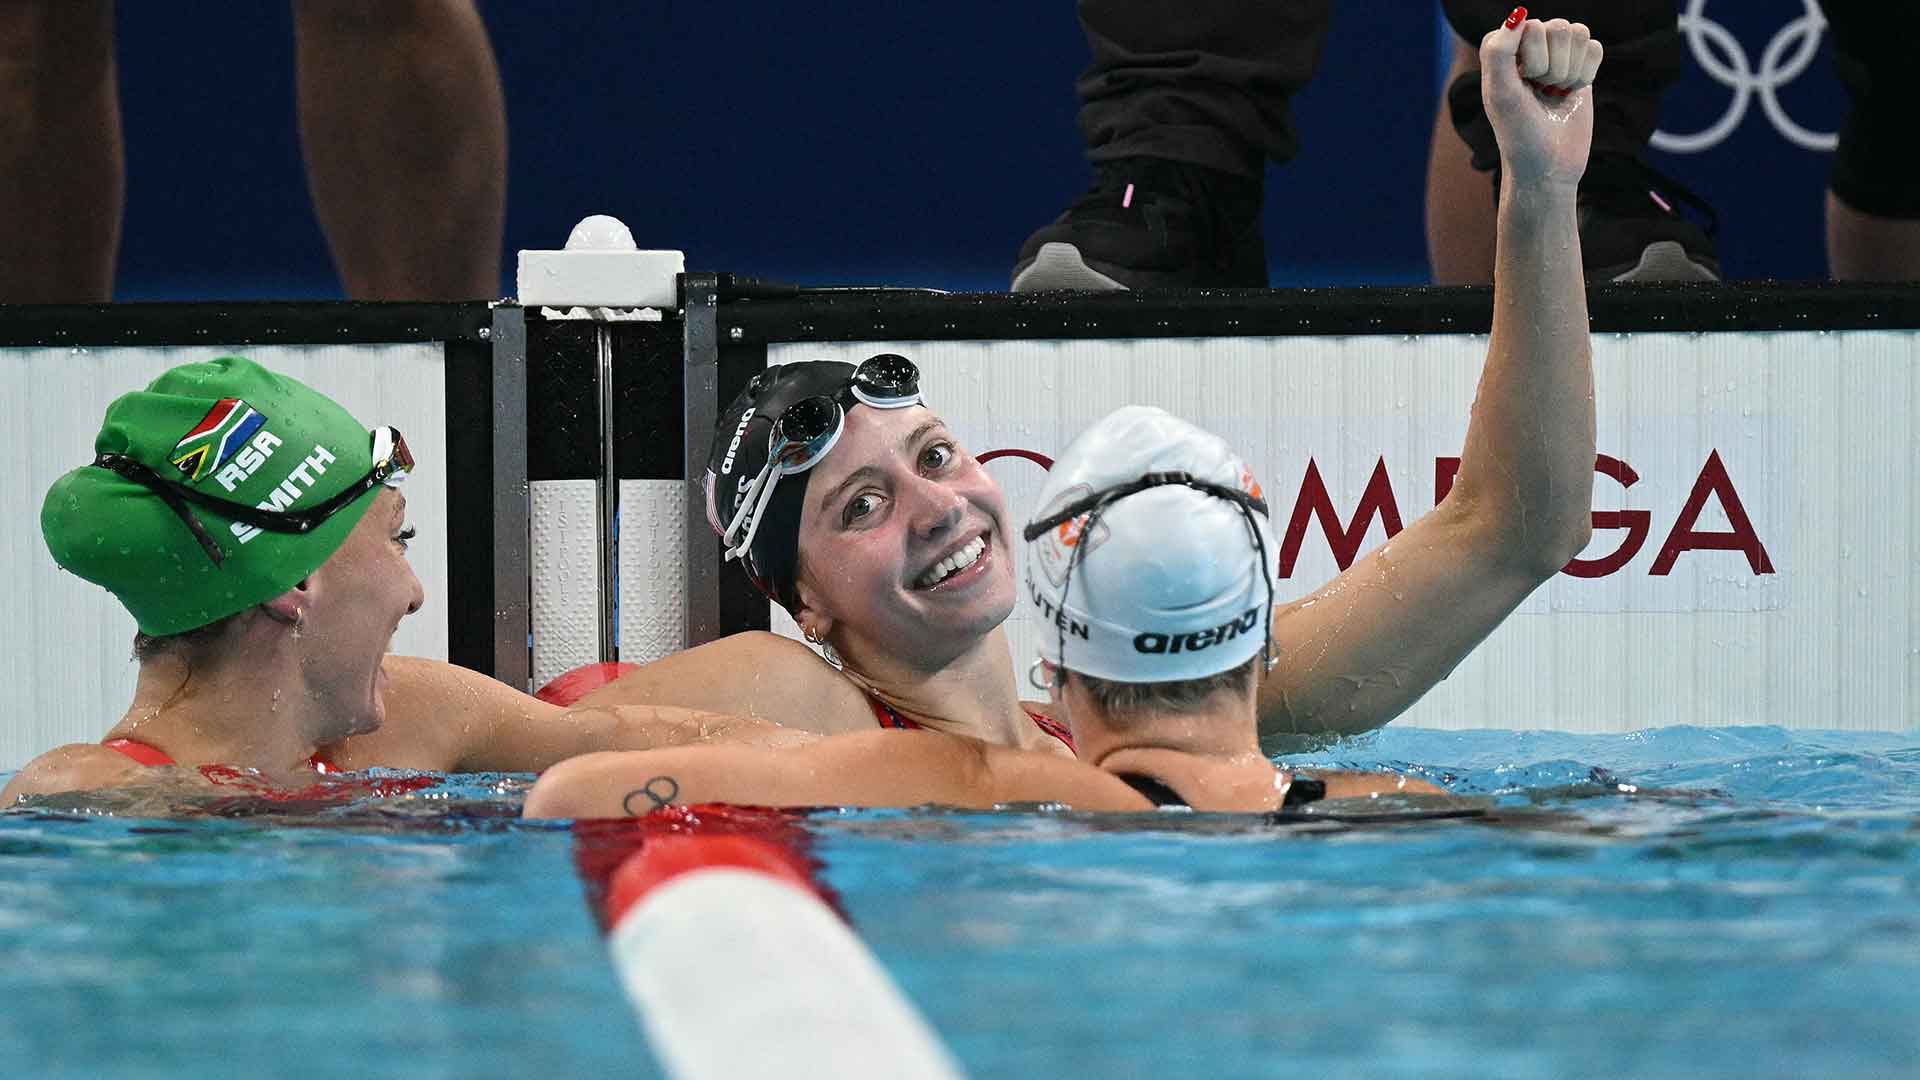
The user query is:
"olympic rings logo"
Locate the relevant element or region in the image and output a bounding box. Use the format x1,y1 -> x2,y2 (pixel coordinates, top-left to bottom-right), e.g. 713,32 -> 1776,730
1652,0 -> 1837,154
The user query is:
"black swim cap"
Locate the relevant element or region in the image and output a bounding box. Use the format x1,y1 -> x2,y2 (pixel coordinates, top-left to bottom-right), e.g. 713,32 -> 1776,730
705,359 -> 922,610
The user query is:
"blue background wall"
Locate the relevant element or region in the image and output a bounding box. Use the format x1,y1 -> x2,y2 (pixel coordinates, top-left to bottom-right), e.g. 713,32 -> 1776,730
111,2 -> 1846,299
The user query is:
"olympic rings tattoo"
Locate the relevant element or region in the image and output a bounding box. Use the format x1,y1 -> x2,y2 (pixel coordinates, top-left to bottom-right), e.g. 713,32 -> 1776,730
621,775 -> 681,816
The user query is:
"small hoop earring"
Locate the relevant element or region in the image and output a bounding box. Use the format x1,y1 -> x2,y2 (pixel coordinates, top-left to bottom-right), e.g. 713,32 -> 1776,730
802,626 -> 821,645
1027,656 -> 1059,692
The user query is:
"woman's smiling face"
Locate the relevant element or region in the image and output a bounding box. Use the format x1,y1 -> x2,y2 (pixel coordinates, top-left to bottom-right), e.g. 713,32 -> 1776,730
790,405 -> 1016,670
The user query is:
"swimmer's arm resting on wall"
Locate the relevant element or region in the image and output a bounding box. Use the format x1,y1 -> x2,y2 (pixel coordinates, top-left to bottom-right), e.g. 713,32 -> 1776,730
565,631 -> 890,737
521,731 -> 1148,819
1255,16 -> 1602,748
330,655 -> 816,773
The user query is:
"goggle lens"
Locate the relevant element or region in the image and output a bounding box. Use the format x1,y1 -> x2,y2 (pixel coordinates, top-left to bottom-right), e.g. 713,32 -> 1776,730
372,427 -> 415,483
852,353 -> 919,400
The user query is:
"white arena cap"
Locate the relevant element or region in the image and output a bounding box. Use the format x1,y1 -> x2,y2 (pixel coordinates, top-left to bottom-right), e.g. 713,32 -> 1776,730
1024,405 -> 1277,683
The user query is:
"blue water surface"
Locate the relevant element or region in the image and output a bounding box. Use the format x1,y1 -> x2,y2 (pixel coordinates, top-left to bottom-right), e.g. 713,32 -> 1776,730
2,725 -> 1915,1079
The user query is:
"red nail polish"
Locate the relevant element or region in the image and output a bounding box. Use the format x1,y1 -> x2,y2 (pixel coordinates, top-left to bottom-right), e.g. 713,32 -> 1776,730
1505,7 -> 1526,29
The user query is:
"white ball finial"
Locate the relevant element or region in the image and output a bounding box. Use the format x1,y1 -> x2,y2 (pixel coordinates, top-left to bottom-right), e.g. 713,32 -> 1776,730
519,213 -> 681,308
565,214 -> 637,251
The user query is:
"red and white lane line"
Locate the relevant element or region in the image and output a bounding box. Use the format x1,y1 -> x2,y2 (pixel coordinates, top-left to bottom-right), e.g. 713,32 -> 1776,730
578,813 -> 964,1080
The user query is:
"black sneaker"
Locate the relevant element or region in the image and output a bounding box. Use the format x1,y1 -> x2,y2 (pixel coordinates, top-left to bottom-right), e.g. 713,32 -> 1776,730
1011,158 -> 1267,291
1575,152 -> 1721,282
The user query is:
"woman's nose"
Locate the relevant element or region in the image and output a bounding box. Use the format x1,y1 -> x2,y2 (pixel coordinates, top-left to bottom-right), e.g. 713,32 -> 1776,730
906,476 -> 966,537
405,565 -> 426,615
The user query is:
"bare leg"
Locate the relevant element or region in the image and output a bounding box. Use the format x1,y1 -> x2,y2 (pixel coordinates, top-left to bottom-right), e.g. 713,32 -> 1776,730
1827,191 -> 1920,282
292,0 -> 506,301
0,1 -> 121,302
1425,36 -> 1495,284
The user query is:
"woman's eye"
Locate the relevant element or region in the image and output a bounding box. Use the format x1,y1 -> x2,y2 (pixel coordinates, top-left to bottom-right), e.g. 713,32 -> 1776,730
921,442 -> 955,471
843,494 -> 880,524
395,526 -> 417,548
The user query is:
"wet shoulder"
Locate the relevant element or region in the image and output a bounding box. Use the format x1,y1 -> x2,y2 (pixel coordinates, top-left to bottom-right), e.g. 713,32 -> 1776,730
2,743 -> 150,804
584,631 -> 876,735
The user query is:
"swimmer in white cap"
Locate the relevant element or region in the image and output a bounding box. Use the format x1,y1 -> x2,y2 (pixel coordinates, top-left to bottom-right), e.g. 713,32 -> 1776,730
572,13 -> 1605,754
523,406 -> 1442,817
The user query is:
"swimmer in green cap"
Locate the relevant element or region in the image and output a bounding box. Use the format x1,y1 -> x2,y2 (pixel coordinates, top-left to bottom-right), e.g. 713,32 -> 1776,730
4,356 -> 789,806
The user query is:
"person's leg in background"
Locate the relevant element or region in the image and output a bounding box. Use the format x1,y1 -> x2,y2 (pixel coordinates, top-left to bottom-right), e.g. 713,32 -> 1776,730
1011,0 -> 1332,291
1425,34 -> 1494,284
0,1 -> 122,302
1427,0 -> 1717,283
293,0 -> 506,301
1820,1 -> 1920,281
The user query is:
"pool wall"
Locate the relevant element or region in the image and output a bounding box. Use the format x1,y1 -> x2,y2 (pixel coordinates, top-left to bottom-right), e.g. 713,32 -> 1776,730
691,283 -> 1920,735
6,285 -> 1918,768
761,329 -> 1912,733
0,304 -> 500,770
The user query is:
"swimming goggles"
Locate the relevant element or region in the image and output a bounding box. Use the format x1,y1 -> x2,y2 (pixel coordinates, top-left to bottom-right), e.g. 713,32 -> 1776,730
721,354 -> 921,561
94,426 -> 414,566
1023,470 -> 1279,680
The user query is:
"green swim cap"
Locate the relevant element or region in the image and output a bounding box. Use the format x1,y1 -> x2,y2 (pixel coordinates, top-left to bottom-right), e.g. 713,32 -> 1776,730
42,356 -> 392,636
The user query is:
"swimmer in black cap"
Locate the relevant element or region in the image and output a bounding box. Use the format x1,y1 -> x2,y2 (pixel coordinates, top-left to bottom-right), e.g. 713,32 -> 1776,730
575,14 -> 1607,757
524,406 -> 1444,817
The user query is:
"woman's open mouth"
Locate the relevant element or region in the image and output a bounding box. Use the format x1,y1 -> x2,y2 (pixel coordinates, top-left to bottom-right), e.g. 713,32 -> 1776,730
914,532 -> 990,591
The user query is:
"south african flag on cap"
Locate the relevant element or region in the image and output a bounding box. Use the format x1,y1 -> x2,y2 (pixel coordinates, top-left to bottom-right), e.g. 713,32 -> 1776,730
171,398 -> 266,482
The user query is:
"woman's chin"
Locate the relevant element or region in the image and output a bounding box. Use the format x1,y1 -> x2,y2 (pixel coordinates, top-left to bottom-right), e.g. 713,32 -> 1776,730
919,575 -> 1017,643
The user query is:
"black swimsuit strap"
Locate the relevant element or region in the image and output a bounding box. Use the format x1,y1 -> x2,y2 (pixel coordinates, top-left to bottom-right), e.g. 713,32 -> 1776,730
1114,773 -> 1190,809
1115,772 -> 1326,810
1282,776 -> 1327,807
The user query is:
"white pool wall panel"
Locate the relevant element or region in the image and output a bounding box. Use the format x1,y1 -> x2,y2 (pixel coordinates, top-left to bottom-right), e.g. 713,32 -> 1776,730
528,480 -> 688,691
617,479 -> 689,666
768,331 -> 1918,733
530,479 -> 600,691
2,344 -> 448,770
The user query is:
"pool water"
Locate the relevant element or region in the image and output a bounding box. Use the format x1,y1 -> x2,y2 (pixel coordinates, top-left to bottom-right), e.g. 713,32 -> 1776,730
3,725 -> 1916,1079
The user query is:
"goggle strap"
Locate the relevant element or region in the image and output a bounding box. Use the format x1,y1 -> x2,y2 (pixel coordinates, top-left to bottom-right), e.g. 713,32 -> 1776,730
719,468 -> 763,551
721,459 -> 786,562
1022,471 -> 1268,543
849,386 -> 923,411
96,456 -> 229,567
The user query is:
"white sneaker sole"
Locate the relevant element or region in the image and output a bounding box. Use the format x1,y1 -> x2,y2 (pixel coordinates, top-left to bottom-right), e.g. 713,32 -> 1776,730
1609,240 -> 1720,283
1011,242 -> 1130,293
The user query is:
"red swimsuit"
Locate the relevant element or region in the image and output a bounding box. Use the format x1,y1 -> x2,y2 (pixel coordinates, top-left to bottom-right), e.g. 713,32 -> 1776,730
100,738 -> 436,800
